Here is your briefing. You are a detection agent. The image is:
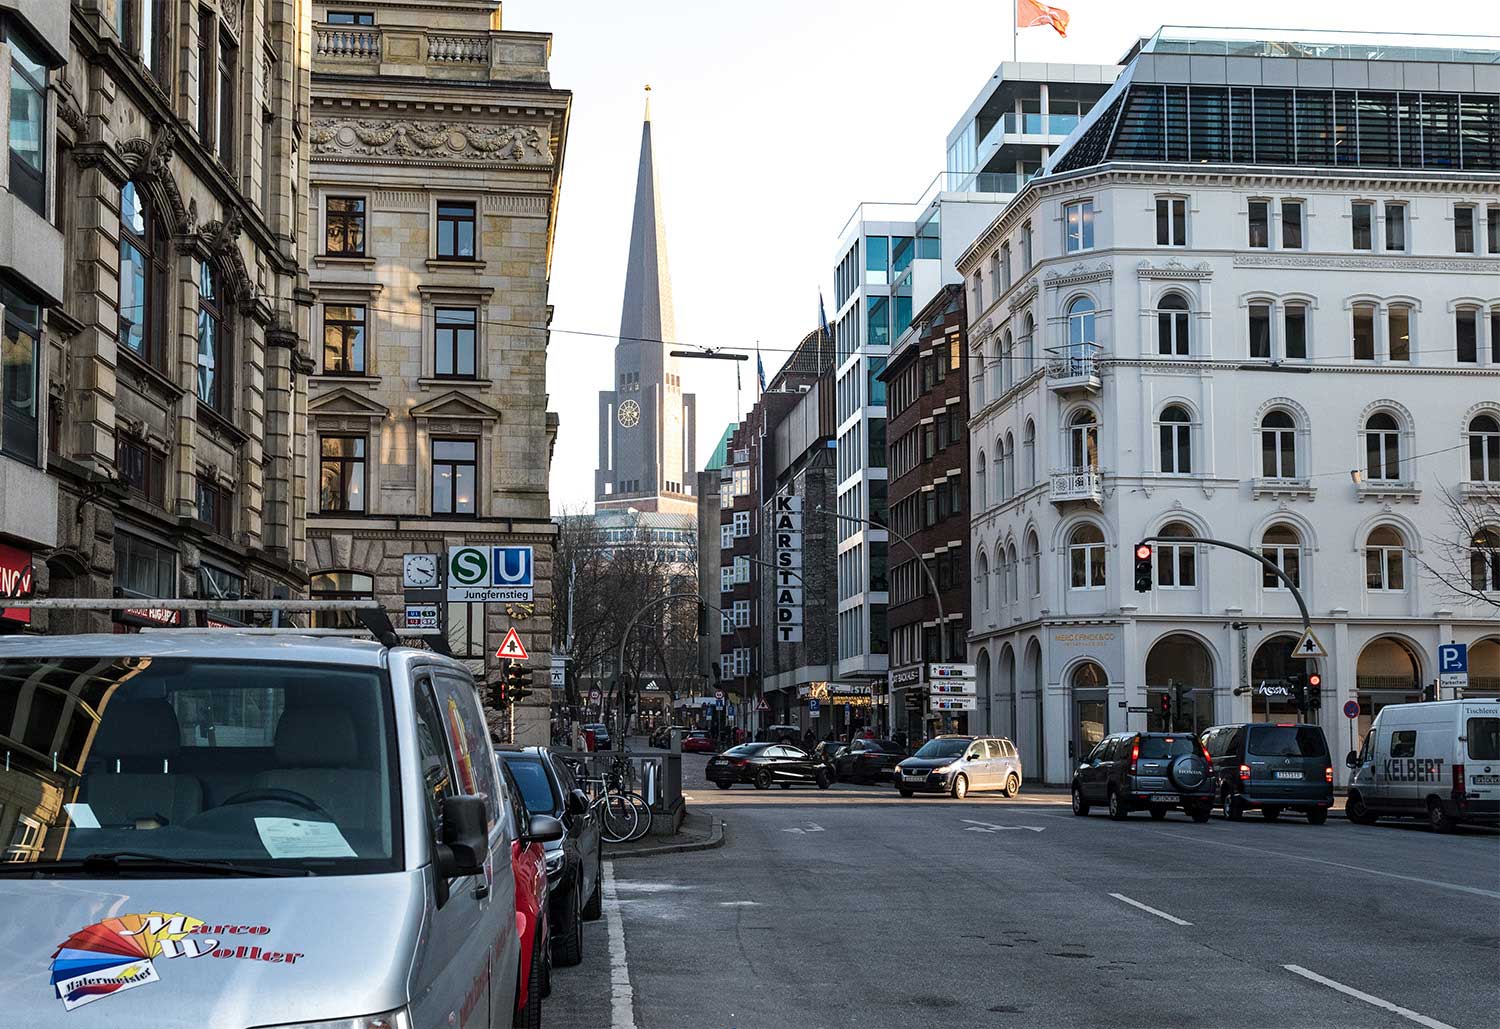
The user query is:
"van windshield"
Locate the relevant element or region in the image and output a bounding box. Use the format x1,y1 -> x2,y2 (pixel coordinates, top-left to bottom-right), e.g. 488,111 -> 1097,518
0,657 -> 400,874
1468,718 -> 1500,760
1248,725 -> 1328,758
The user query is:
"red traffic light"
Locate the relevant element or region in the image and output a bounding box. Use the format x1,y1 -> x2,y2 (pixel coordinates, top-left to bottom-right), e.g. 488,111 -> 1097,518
1307,673 -> 1322,688
1135,544 -> 1153,560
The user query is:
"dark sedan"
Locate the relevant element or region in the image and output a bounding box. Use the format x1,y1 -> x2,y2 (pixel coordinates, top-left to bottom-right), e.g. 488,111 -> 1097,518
834,738 -> 908,783
706,743 -> 832,790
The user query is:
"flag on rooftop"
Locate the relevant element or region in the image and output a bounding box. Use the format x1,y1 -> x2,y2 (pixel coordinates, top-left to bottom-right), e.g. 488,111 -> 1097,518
818,292 -> 830,338
1017,0 -> 1069,38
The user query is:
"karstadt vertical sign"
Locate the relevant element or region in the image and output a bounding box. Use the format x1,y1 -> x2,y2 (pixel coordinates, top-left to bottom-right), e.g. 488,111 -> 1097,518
773,493 -> 803,643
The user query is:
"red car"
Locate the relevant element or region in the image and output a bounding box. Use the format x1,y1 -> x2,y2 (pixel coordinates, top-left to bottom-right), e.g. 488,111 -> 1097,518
501,762 -> 551,1028
681,731 -> 717,753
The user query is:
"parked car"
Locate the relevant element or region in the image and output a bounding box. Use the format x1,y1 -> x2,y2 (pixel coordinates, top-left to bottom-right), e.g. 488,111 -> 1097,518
498,760 -> 551,1028
497,746 -> 603,968
811,740 -> 846,779
834,738 -> 909,783
706,743 -> 832,790
1072,732 -> 1215,821
1345,699 -> 1500,832
895,735 -> 1023,798
584,722 -> 612,750
1201,722 -> 1334,824
681,731 -> 717,753
0,631 -> 563,1029
764,724 -> 801,744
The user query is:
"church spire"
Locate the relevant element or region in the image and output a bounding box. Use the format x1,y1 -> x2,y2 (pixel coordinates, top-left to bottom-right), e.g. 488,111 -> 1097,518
618,87 -> 675,347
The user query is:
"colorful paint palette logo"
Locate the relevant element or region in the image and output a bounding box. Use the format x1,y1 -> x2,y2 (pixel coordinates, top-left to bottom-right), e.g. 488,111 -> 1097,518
50,911 -> 217,1010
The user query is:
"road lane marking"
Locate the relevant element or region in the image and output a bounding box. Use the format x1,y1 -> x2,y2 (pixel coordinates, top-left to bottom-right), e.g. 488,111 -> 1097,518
961,818 -> 1044,833
602,860 -> 636,1029
1132,825 -> 1500,901
782,822 -> 825,834
1108,892 -> 1192,926
1283,965 -> 1457,1029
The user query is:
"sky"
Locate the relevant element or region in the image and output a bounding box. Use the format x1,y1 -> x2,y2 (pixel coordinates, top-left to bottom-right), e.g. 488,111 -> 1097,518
499,0 -> 1500,513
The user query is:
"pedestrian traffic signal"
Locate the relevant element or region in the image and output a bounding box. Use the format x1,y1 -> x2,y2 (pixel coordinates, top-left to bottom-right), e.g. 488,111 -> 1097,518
1287,672 -> 1307,712
1134,543 -> 1154,593
1158,690 -> 1171,722
492,678 -> 508,708
1422,681 -> 1438,703
1307,672 -> 1322,710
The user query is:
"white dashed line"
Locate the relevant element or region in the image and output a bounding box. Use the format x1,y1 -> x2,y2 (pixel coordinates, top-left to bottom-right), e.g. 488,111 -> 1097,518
1108,892 -> 1193,926
1283,965 -> 1457,1029
602,860 -> 636,1029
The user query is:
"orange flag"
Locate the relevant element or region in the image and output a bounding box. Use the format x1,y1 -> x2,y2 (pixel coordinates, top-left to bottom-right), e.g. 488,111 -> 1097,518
1017,0 -> 1070,38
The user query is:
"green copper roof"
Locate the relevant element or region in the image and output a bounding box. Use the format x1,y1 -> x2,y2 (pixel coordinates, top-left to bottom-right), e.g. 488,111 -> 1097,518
704,423 -> 737,471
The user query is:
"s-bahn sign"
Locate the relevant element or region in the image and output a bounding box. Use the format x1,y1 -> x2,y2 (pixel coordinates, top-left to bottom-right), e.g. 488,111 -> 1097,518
447,546 -> 534,602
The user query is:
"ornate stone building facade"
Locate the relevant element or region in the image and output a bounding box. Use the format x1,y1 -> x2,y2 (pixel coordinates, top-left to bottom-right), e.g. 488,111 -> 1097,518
8,0 -> 313,634
307,0 -> 570,742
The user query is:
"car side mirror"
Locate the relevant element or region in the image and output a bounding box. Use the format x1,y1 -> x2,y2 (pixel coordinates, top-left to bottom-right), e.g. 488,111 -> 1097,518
523,814 -> 564,845
1345,750 -> 1358,769
437,794 -> 488,880
569,789 -> 590,818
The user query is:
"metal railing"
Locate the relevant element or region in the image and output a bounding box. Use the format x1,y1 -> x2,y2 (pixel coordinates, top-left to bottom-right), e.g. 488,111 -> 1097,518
1046,343 -> 1102,382
1050,467 -> 1105,502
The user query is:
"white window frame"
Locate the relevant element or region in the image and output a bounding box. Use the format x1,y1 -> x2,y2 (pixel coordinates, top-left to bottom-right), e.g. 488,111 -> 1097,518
721,523 -> 733,549
733,511 -> 750,538
1063,199 -> 1095,253
733,600 -> 751,628
1155,195 -> 1186,247
1156,540 -> 1198,589
1157,406 -> 1193,475
1383,202 -> 1408,253
1279,199 -> 1305,250
1351,200 -> 1375,251
734,556 -> 750,584
1260,530 -> 1302,591
1470,416 -> 1500,482
1068,528 -> 1106,591
1365,531 -> 1406,592
720,566 -> 732,593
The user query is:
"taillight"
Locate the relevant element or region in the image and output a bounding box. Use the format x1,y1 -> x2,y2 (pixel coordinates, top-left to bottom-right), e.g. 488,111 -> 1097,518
730,758 -> 748,767
1324,766 -> 1334,784
1130,739 -> 1140,774
1238,763 -> 1251,781
1200,745 -> 1213,768
1453,763 -> 1466,801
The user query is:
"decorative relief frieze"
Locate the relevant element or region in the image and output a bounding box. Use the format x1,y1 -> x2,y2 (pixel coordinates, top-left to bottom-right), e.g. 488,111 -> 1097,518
1007,281 -> 1039,313
1137,258 -> 1212,280
310,118 -> 553,164
1043,260 -> 1112,288
1233,253 -> 1500,274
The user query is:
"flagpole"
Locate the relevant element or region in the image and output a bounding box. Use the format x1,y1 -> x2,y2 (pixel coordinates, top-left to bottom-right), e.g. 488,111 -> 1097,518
1013,0 -> 1019,61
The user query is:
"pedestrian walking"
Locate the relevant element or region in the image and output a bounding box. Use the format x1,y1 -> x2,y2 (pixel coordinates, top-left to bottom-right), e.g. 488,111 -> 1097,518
802,730 -> 816,752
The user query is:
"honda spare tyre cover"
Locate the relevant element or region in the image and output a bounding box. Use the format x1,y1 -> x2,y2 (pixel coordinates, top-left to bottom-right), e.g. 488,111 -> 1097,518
1169,754 -> 1206,790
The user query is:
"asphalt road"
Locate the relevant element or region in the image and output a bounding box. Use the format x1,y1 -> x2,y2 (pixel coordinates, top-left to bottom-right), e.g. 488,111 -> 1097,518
546,753 -> 1500,1029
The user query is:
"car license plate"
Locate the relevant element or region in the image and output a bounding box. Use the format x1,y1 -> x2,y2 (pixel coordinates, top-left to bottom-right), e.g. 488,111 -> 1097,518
1275,771 -> 1302,780
1150,793 -> 1179,803
905,772 -> 926,780
1473,775 -> 1500,786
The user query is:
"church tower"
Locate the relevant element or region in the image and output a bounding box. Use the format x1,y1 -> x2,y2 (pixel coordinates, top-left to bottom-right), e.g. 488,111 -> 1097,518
595,89 -> 697,514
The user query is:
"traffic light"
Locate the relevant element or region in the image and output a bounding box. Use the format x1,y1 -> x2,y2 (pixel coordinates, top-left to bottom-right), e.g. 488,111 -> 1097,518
1422,681 -> 1438,703
696,601 -> 709,638
507,661 -> 533,703
1287,671 -> 1307,712
1307,672 -> 1323,710
1134,543 -> 1154,593
1158,690 -> 1171,723
492,677 -> 508,708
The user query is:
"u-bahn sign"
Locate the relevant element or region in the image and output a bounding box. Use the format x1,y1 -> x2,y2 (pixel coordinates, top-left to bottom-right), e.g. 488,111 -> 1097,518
447,545 -> 534,602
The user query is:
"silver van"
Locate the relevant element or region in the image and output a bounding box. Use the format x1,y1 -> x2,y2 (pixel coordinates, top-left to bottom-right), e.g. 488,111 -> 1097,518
0,631 -> 560,1028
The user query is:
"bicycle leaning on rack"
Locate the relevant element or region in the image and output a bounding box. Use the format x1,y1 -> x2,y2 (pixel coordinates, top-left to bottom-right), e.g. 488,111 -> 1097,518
567,750 -> 653,844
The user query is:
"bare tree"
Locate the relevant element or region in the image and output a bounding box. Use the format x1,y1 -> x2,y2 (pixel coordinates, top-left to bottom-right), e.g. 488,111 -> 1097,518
1416,483 -> 1500,610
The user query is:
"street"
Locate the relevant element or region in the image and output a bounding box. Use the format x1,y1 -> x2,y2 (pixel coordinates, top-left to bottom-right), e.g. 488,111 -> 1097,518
548,755 -> 1500,1029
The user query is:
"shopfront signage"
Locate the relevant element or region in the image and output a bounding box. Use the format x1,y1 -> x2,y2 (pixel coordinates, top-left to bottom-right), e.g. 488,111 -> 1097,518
0,543 -> 34,623
1254,682 -> 1292,697
889,667 -> 923,689
772,493 -> 802,644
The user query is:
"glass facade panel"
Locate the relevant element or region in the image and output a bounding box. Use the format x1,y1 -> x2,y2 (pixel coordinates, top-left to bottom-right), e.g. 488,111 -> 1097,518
865,236 -> 889,285
1188,87 -> 1228,162
1253,90 -> 1293,163
866,296 -> 890,346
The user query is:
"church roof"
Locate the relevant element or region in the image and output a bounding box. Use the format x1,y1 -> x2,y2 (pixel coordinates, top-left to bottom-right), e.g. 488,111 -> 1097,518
618,95 -> 675,346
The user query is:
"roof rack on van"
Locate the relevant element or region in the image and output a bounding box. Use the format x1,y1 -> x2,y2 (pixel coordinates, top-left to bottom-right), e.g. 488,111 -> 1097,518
11,599 -> 451,656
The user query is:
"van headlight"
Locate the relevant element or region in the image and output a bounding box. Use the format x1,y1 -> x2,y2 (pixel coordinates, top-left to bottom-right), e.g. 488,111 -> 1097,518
255,1010 -> 412,1029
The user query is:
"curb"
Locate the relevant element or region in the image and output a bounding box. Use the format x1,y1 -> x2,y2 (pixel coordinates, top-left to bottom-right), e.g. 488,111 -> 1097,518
604,816 -> 726,860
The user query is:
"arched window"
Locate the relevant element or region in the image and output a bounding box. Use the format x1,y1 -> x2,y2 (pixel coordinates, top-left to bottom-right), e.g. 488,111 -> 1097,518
995,549 -> 1009,605
1006,541 -> 1019,603
1023,419 -> 1036,487
119,181 -> 170,368
1472,528 -> 1500,592
1158,405 -> 1192,474
1364,412 -> 1401,481
1158,292 -> 1190,355
197,262 -> 231,412
977,550 -> 990,612
1068,523 -> 1106,590
995,435 -> 1008,501
1003,431 -> 1016,497
1260,410 -> 1297,478
1068,409 -> 1099,470
1365,525 -> 1406,592
1468,415 -> 1500,482
1000,329 -> 1014,392
1026,531 -> 1041,596
1260,523 -> 1302,589
1066,296 -> 1096,365
1022,313 -> 1035,375
1156,521 -> 1198,588
976,451 -> 988,508
989,337 -> 1004,398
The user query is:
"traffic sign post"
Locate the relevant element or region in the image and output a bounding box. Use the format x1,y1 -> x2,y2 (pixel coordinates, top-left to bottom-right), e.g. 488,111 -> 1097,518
448,545 -> 535,603
1292,628 -> 1328,659
1437,643 -> 1468,697
496,627 -> 529,661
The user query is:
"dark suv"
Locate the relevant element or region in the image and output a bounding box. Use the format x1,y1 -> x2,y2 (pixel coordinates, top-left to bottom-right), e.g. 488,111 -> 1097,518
1071,732 -> 1215,822
1200,722 -> 1334,824
497,746 -> 603,966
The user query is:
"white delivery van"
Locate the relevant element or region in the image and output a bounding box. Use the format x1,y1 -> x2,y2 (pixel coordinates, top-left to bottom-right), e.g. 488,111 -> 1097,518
1344,699 -> 1500,832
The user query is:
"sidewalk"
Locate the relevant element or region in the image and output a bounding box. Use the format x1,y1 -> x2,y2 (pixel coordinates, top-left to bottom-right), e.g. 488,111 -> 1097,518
605,810 -> 725,860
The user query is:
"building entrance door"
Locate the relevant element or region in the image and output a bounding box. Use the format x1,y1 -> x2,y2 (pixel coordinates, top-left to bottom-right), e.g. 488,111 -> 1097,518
1072,690 -> 1108,766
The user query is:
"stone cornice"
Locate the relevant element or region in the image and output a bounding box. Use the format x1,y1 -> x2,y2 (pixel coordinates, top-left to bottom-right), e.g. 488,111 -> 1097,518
1137,258 -> 1213,280
1233,253 -> 1500,274
1042,260 -> 1112,289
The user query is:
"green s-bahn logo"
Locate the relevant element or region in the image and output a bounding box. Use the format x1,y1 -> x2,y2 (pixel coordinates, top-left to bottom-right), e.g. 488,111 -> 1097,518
450,547 -> 489,586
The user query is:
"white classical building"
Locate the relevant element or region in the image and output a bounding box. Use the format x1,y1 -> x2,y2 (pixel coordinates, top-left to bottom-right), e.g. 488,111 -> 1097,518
962,27 -> 1500,786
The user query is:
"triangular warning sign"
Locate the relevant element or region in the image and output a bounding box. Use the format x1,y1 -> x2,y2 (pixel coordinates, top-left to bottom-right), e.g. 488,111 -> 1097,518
496,627 -> 529,661
1292,628 -> 1328,659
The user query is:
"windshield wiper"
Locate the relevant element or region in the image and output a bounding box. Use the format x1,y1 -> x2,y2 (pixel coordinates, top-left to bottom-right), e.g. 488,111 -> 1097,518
0,851 -> 312,878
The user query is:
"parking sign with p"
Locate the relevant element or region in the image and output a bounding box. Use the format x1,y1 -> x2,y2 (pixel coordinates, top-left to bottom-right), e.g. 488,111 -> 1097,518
1438,642 -> 1468,694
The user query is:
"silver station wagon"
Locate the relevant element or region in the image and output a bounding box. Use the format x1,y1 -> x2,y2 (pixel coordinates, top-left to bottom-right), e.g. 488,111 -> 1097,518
0,631 -> 560,1029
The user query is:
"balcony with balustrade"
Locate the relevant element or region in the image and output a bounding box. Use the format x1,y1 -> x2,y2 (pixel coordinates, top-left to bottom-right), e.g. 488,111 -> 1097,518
1049,467 -> 1105,505
1045,343 -> 1102,394
312,23 -> 551,82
